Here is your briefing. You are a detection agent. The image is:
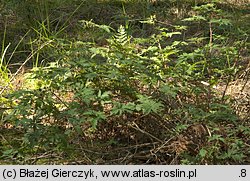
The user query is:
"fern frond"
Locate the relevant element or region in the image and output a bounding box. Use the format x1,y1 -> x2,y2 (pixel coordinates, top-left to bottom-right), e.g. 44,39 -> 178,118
114,25 -> 130,46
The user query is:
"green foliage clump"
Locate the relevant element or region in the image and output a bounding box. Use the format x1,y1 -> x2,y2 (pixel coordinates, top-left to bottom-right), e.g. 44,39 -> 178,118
0,0 -> 249,164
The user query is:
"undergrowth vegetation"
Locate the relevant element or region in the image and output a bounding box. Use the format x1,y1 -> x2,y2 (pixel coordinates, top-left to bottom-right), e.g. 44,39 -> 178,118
0,0 -> 249,164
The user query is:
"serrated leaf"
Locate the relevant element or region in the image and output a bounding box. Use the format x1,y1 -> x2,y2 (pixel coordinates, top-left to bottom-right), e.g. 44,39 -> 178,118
137,95 -> 164,115
111,102 -> 136,116
160,84 -> 178,98
182,15 -> 207,22
210,18 -> 231,26
199,148 -> 207,157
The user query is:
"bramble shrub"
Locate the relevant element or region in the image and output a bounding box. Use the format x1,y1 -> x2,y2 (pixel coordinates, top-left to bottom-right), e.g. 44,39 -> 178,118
1,1 -> 249,164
